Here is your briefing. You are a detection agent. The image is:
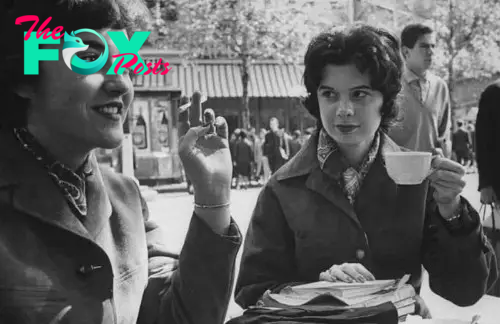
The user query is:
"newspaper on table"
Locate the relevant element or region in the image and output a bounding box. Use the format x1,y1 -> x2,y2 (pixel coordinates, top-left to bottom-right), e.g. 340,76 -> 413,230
266,274 -> 416,318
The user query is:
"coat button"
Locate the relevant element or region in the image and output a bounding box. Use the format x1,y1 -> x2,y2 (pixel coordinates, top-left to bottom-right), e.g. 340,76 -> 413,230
356,249 -> 365,260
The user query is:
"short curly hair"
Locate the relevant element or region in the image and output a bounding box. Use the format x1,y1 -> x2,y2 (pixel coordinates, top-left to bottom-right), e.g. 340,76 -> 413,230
0,0 -> 151,130
302,24 -> 404,133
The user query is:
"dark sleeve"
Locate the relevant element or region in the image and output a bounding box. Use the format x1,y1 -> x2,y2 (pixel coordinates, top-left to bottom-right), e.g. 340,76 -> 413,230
137,195 -> 242,324
234,142 -> 240,162
421,191 -> 498,307
249,143 -> 254,162
263,133 -> 271,157
476,84 -> 498,190
234,183 -> 297,309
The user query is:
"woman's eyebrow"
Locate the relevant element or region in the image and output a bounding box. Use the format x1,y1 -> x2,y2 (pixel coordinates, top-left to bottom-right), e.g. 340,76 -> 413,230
318,85 -> 371,91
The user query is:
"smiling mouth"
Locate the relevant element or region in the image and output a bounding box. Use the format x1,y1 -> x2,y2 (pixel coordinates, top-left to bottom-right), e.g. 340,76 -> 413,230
336,125 -> 359,134
92,102 -> 124,121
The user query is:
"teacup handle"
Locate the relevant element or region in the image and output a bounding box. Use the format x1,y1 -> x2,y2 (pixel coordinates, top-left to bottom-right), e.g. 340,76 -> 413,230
426,152 -> 443,179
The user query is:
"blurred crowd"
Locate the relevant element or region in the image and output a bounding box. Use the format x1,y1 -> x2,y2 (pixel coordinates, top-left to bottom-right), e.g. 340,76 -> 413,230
229,117 -> 313,189
452,119 -> 477,174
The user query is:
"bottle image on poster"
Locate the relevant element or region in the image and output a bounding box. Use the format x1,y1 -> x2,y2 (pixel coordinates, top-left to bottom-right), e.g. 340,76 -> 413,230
158,111 -> 169,148
133,115 -> 148,149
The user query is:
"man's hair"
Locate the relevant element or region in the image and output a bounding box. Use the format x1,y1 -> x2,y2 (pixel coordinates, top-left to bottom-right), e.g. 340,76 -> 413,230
401,24 -> 433,49
0,0 -> 151,130
457,120 -> 463,127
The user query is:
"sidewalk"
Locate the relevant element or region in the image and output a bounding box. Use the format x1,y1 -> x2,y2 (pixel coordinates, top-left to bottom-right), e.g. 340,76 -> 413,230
149,172 -> 482,203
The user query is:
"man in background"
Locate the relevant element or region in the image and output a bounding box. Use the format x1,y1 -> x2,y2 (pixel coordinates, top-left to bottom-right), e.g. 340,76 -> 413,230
452,120 -> 471,167
389,24 -> 452,158
288,130 -> 304,159
263,117 -> 289,174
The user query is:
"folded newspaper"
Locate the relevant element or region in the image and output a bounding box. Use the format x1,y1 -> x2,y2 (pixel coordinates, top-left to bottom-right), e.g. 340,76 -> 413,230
265,274 -> 416,318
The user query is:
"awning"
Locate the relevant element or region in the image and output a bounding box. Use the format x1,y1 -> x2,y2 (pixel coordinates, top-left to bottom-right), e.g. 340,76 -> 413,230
133,58 -> 305,98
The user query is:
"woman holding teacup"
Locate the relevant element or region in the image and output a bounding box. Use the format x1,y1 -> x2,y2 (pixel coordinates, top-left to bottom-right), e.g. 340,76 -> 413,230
234,24 -> 497,318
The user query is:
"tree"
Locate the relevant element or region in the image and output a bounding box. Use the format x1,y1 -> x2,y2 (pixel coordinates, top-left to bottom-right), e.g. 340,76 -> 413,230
153,0 -> 323,129
432,0 -> 500,113
144,0 -> 179,23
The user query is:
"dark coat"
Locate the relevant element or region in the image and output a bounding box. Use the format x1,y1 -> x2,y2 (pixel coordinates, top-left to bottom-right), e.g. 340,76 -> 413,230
235,139 -> 255,166
263,131 -> 288,173
476,81 -> 500,198
235,132 -> 497,309
0,130 -> 241,324
452,128 -> 470,153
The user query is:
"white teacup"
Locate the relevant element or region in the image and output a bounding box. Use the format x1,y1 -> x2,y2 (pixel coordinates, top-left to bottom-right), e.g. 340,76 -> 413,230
384,151 -> 433,185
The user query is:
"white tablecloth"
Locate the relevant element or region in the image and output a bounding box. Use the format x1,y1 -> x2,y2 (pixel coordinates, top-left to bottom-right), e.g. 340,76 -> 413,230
418,272 -> 500,324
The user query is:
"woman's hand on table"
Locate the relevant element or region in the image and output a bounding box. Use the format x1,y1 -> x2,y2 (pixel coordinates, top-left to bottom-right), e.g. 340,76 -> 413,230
320,263 -> 376,283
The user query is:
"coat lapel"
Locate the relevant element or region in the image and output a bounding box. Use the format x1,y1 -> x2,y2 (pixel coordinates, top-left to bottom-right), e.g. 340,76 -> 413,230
305,166 -> 360,227
276,132 -> 405,229
80,155 -> 113,239
276,132 -> 360,227
0,130 -> 92,240
0,130 -> 113,241
355,133 -> 404,215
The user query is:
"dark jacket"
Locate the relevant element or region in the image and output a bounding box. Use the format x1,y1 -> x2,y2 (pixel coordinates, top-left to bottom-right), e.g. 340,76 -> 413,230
235,132 -> 497,309
476,81 -> 500,197
235,139 -> 255,165
452,128 -> 470,153
263,131 -> 288,173
0,130 -> 241,324
288,138 -> 303,159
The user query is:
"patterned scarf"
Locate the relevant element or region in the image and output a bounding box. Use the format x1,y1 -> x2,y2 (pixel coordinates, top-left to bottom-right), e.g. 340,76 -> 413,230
13,128 -> 92,217
317,128 -> 380,204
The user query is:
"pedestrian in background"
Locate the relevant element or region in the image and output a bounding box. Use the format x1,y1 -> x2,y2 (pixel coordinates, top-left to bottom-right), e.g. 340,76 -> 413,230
476,80 -> 500,296
234,130 -> 254,190
258,128 -> 271,184
388,24 -> 452,158
288,129 -> 304,159
476,82 -> 500,207
263,117 -> 289,174
452,120 -> 471,167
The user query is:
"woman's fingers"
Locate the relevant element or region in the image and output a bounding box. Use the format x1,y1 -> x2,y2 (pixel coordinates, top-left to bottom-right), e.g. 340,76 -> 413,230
342,265 -> 366,283
329,265 -> 354,283
354,264 -> 376,281
328,263 -> 376,283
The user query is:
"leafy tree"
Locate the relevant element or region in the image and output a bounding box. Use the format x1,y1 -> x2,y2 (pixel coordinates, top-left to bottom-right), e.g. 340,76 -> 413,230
431,0 -> 500,110
152,0 -> 322,129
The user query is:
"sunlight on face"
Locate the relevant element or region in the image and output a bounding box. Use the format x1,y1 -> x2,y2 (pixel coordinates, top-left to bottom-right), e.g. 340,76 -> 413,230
27,28 -> 134,151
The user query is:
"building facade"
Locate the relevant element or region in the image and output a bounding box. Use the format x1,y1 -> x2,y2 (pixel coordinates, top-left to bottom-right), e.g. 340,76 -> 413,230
112,49 -> 314,182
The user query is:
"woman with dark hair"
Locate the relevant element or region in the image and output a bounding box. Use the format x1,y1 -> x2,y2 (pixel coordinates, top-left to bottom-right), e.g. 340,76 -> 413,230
235,24 -> 497,317
0,1 -> 240,323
